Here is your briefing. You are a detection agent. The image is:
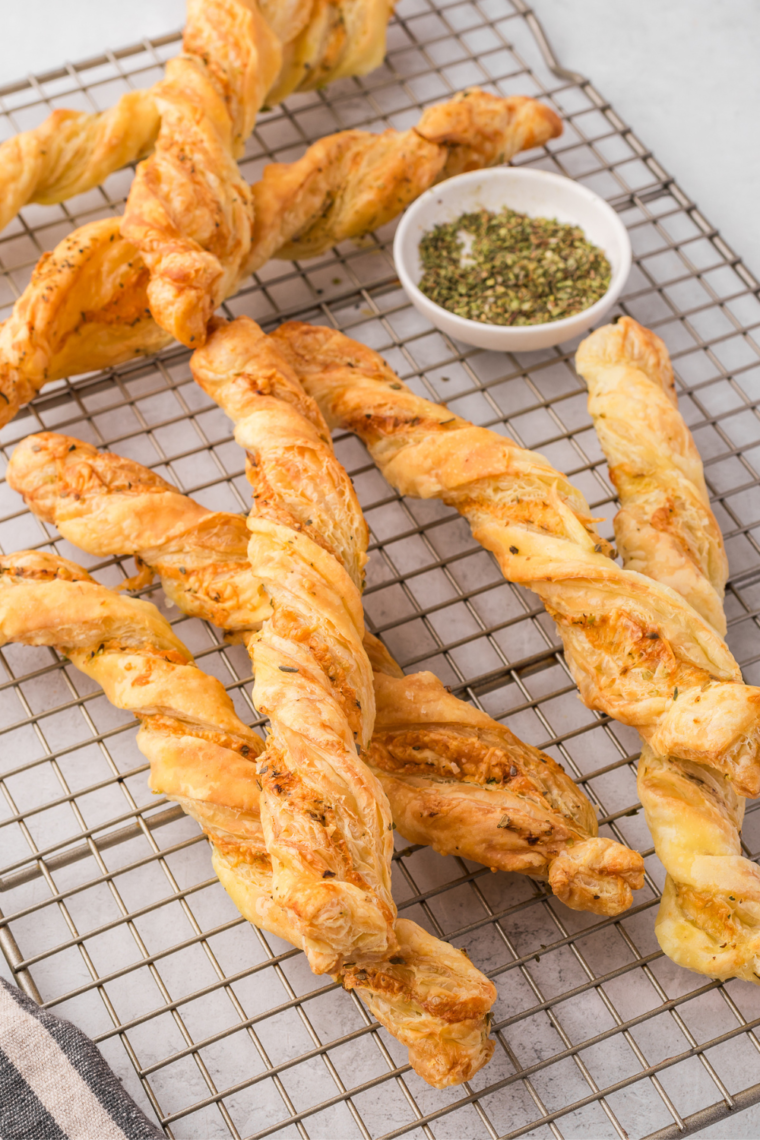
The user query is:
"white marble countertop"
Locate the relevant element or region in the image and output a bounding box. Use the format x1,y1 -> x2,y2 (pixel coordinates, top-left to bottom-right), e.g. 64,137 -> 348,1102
1,3 -> 758,1137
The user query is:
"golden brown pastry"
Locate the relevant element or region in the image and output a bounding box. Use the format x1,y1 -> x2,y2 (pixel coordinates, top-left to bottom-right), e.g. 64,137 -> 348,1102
190,317 -> 645,916
9,427 -> 644,915
0,549 -> 495,1087
263,320 -> 760,798
367,652 -> 643,913
576,317 -> 729,635
189,315 -> 401,975
638,745 -> 760,983
263,0 -> 394,103
246,90 -> 562,271
120,0 -> 282,347
0,89 -> 560,426
577,318 -> 760,985
0,93 -> 160,234
0,0 -> 395,235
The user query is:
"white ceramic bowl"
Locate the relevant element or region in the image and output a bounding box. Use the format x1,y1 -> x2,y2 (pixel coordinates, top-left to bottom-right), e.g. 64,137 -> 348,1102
393,166 -> 632,352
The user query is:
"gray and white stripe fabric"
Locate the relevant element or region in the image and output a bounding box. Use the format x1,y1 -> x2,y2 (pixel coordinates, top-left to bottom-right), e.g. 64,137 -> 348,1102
0,979 -> 164,1139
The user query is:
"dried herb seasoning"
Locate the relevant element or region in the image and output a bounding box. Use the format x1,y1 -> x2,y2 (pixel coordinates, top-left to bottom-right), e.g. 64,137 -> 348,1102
417,205 -> 612,325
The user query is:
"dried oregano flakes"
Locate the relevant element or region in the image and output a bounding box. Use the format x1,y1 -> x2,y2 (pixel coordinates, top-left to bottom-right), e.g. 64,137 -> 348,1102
417,205 -> 612,326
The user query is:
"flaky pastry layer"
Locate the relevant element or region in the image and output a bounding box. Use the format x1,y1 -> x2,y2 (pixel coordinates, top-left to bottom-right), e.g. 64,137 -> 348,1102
9,425 -> 644,915
0,548 -> 495,1086
578,318 -> 760,986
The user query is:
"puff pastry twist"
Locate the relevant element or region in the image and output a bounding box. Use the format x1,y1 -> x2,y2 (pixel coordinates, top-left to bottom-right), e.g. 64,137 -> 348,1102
186,319 -> 400,975
191,316 -> 645,915
263,320 -> 760,798
0,549 -> 495,1086
0,92 -> 160,235
0,0 -> 394,234
576,317 -> 729,635
10,421 -> 643,915
119,0 -> 283,348
578,319 -> 760,985
0,89 -> 560,428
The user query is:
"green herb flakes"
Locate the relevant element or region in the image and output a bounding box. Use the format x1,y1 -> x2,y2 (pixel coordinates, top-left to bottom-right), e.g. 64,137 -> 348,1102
417,206 -> 612,326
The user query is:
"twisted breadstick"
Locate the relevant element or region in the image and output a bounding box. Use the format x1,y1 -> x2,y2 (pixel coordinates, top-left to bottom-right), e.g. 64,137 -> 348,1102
245,90 -> 562,272
186,314 -> 499,1076
192,317 -> 645,911
186,314 -> 402,975
577,319 -> 760,984
10,426 -> 644,914
576,317 -> 729,635
260,320 -> 760,798
0,0 -> 394,235
119,0 -> 282,347
0,89 -> 560,427
0,549 -> 495,1086
0,93 -> 160,235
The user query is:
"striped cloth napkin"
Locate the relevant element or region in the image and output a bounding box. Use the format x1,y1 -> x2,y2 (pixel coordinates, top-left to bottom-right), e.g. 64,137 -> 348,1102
0,979 -> 164,1139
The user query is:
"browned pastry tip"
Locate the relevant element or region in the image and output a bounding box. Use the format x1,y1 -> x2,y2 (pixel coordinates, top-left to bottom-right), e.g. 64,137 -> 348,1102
339,919 -> 496,1088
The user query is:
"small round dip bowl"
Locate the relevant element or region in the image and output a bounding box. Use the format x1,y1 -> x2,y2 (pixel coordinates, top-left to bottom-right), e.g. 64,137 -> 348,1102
393,166 -> 632,352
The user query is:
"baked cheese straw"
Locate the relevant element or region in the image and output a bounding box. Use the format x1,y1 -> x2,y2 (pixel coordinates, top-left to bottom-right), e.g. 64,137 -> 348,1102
0,91 -> 160,236
263,320 -> 760,798
0,0 -> 395,235
10,428 -> 644,915
119,0 -> 283,348
578,318 -> 760,985
244,91 -> 562,273
186,315 -> 401,975
0,89 -> 560,428
576,317 -> 729,635
0,549 -> 495,1087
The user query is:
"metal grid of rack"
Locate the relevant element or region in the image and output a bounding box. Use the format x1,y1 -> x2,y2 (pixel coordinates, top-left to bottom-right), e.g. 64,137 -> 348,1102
1,2 -> 760,1137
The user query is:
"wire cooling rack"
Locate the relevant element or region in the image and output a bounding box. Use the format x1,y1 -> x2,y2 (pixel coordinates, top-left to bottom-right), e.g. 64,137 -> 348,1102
1,3 -> 760,1137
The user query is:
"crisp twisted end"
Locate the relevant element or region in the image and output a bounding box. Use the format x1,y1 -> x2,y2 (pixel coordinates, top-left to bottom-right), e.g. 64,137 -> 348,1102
640,746 -> 760,982
417,90 -> 562,178
339,919 -> 496,1088
0,219 -> 170,428
548,837 -> 645,916
656,876 -> 760,985
576,316 -> 676,403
